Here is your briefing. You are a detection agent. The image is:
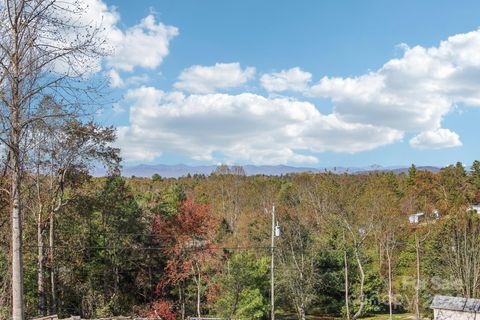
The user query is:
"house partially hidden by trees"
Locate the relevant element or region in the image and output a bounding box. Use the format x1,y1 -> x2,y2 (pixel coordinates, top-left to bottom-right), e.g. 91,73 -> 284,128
431,295 -> 480,320
408,209 -> 441,224
409,212 -> 425,224
468,204 -> 480,213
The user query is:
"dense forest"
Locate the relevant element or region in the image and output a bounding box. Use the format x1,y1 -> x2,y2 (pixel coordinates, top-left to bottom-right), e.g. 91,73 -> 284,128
1,162 -> 480,319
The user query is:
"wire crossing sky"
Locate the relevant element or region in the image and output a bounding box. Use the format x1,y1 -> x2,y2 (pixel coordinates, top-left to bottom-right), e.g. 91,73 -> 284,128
91,0 -> 480,168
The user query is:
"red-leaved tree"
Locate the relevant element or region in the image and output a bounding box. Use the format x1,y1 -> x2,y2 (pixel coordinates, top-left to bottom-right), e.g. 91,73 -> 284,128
152,199 -> 219,319
144,300 -> 176,320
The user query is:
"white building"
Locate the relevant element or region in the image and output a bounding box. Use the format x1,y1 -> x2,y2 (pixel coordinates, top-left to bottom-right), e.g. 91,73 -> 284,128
431,295 -> 480,320
409,212 -> 425,224
468,204 -> 480,213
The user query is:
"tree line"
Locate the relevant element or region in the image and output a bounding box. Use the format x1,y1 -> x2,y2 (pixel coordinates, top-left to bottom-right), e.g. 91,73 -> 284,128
2,162 -> 480,319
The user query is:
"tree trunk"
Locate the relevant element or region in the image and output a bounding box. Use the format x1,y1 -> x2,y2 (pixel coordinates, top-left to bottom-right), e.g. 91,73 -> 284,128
415,233 -> 421,320
196,271 -> 201,319
35,133 -> 46,316
180,282 -> 185,320
230,286 -> 240,319
387,245 -> 393,320
300,305 -> 306,320
49,213 -> 57,314
10,11 -> 25,318
343,229 -> 350,320
11,157 -> 24,320
114,266 -> 119,295
352,246 -> 365,320
102,211 -> 108,301
148,252 -> 153,299
344,248 -> 350,320
37,210 -> 46,316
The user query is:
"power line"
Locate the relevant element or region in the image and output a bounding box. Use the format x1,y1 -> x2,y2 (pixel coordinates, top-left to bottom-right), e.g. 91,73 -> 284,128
20,244 -> 271,252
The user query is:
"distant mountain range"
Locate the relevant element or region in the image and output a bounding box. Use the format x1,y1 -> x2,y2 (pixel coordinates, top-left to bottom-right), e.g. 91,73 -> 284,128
92,163 -> 442,178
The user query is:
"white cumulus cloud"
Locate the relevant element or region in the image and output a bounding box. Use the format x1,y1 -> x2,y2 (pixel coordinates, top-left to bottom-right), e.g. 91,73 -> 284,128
261,67 -> 312,92
83,2 -> 480,163
116,87 -> 402,164
174,63 -> 255,94
309,28 -> 480,143
409,128 -> 462,150
107,69 -> 124,88
51,1 -> 178,76
107,15 -> 178,72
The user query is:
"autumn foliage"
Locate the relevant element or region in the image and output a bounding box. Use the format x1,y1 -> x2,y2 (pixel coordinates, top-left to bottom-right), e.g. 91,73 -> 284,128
144,300 -> 176,320
10,162 -> 480,319
153,199 -> 218,287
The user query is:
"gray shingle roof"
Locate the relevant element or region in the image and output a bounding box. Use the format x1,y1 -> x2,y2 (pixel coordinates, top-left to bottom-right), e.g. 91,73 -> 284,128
431,295 -> 480,312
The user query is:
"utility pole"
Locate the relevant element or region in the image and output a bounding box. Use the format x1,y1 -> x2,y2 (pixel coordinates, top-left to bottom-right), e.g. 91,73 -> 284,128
271,205 -> 280,320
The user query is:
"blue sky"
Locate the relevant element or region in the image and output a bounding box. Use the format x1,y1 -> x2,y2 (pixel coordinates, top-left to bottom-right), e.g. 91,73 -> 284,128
90,0 -> 480,167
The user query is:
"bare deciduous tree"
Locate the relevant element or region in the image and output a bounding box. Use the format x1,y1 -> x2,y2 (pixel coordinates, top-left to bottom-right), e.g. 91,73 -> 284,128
0,0 -> 109,318
440,211 -> 480,299
277,208 -> 317,320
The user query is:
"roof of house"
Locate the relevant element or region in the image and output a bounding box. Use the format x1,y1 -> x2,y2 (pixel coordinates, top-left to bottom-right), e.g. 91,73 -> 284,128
409,212 -> 425,218
431,295 -> 480,312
